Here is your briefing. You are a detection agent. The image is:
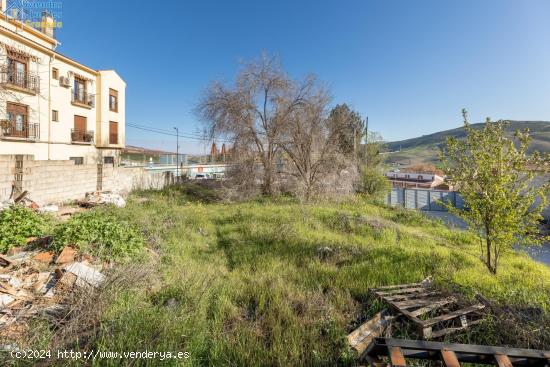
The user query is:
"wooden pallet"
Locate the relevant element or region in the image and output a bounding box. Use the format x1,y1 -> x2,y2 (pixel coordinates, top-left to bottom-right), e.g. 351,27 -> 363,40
364,338 -> 550,367
370,280 -> 485,339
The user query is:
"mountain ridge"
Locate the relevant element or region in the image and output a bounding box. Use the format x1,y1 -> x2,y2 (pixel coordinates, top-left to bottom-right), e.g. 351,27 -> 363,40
385,120 -> 550,166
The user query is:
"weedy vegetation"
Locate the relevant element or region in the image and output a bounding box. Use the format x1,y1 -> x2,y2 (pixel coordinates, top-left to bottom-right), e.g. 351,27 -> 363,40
30,183 -> 546,366
52,209 -> 144,260
0,205 -> 49,253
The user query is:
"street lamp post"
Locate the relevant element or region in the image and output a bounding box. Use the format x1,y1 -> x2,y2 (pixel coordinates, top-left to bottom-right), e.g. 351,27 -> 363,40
173,127 -> 179,182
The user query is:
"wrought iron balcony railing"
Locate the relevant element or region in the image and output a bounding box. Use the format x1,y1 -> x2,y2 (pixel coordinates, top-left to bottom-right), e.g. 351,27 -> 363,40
0,67 -> 40,94
71,128 -> 94,143
71,88 -> 95,108
0,119 -> 39,139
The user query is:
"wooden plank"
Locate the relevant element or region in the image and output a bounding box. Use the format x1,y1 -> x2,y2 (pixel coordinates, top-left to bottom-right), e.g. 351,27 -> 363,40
393,297 -> 450,310
429,318 -> 484,339
372,282 -> 424,290
420,304 -> 485,327
389,346 -> 407,366
409,298 -> 456,317
14,190 -> 28,203
348,312 -> 383,347
384,291 -> 442,301
375,287 -> 427,296
348,310 -> 392,355
372,338 -> 550,360
441,350 -> 461,367
495,354 -> 513,367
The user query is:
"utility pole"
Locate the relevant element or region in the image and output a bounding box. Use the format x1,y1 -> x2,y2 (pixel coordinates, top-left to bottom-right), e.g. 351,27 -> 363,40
173,127 -> 179,182
353,126 -> 357,161
364,116 -> 369,167
365,116 -> 369,141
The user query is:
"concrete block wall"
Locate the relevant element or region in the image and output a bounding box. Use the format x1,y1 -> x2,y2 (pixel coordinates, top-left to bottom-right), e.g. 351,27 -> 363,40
0,155 -> 170,205
102,165 -> 168,194
0,155 -> 16,200
25,160 -> 98,204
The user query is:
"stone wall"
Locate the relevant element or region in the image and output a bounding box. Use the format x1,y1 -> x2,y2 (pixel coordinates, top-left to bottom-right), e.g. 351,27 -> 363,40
0,155 -> 171,205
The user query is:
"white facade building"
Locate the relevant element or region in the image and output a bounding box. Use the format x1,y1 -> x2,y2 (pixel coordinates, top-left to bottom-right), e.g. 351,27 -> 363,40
385,171 -> 446,189
0,3 -> 125,164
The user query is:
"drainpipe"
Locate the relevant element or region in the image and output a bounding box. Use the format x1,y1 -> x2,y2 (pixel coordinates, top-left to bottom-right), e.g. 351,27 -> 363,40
47,55 -> 52,159
47,46 -> 57,160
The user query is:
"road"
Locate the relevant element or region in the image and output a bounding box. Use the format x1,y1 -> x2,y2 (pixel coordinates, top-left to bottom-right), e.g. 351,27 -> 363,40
424,211 -> 550,267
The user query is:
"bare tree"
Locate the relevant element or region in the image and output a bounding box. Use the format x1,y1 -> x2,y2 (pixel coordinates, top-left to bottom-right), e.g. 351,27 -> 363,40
197,54 -> 307,196
276,77 -> 352,200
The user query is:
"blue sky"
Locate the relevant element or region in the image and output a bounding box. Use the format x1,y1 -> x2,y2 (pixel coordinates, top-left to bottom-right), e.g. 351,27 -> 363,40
54,0 -> 550,154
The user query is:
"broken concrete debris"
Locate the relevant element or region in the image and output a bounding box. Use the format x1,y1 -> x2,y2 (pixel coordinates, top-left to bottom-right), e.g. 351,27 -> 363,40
0,244 -> 106,341
3,189 -> 127,217
77,191 -> 126,208
37,204 -> 59,214
65,262 -> 105,288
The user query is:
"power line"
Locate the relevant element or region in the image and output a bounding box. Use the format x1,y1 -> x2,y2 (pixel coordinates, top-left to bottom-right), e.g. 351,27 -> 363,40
127,123 -> 206,139
126,123 -> 232,142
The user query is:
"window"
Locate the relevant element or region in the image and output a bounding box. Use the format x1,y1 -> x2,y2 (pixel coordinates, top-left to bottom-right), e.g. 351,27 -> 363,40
52,68 -> 58,79
104,156 -> 114,165
418,175 -> 423,180
72,115 -> 93,143
52,110 -> 58,122
73,77 -> 86,103
6,102 -> 28,138
405,174 -> 410,179
69,157 -> 83,165
109,121 -> 118,144
109,88 -> 118,112
7,56 -> 28,87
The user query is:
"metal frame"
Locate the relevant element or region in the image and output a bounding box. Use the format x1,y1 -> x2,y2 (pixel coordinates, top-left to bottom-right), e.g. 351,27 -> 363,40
364,338 -> 550,367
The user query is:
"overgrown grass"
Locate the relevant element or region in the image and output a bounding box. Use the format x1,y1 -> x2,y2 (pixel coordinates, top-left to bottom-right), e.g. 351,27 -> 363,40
67,184 -> 550,366
6,184 -> 546,366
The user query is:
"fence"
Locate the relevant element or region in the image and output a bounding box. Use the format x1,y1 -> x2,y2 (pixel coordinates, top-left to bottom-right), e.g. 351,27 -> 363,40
386,188 -> 464,211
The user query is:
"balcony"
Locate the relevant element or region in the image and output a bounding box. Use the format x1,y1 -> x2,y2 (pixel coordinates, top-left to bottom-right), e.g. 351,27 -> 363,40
0,120 -> 39,140
71,89 -> 95,108
109,133 -> 118,145
0,67 -> 40,94
71,129 -> 94,144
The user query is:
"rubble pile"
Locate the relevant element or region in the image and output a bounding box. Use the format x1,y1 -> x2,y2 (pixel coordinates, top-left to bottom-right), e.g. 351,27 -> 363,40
77,191 -> 126,208
0,240 -> 106,341
1,190 -> 127,215
0,191 -> 39,212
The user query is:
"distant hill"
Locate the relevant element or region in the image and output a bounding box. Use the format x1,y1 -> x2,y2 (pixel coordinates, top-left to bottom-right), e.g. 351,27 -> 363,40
385,121 -> 550,166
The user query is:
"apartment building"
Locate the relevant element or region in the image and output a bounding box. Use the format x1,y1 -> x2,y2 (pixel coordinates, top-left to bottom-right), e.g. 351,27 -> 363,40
0,2 -> 125,164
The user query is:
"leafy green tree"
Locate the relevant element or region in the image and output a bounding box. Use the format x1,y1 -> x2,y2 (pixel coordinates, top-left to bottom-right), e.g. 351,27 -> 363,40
328,104 -> 364,157
358,166 -> 391,199
357,131 -> 389,198
440,110 -> 550,274
362,131 -> 385,169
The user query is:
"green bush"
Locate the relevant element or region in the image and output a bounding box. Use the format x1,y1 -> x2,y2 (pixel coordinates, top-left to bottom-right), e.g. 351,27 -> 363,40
357,167 -> 391,199
0,205 -> 47,253
53,209 -> 144,259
